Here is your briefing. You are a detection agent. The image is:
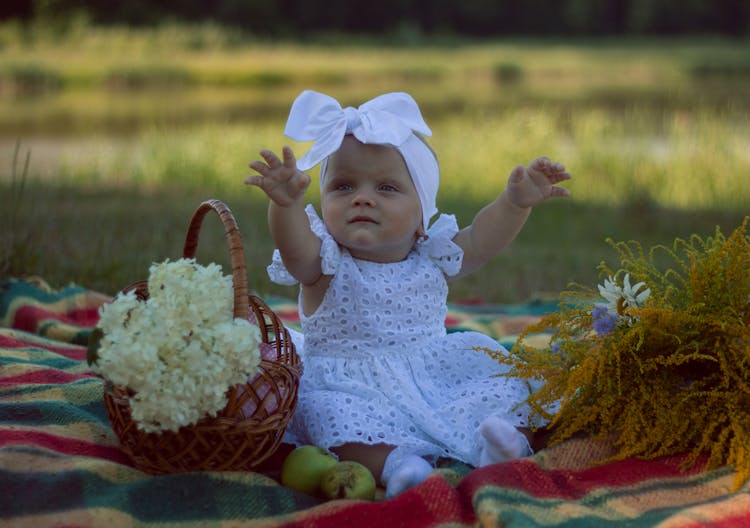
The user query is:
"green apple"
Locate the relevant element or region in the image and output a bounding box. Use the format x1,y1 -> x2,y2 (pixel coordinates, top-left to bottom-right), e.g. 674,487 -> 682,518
280,445 -> 338,495
320,461 -> 377,501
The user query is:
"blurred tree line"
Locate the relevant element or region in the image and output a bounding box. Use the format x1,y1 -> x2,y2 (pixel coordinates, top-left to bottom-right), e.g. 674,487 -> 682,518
2,0 -> 749,37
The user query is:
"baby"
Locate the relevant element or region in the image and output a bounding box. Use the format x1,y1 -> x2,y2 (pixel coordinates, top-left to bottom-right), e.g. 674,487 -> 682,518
245,90 -> 570,497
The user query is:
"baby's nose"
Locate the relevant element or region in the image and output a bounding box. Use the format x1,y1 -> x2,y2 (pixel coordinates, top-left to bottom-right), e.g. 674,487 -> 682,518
352,190 -> 375,206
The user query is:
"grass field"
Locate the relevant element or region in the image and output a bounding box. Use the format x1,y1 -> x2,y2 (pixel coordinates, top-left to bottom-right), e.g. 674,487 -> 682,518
1,23 -> 749,302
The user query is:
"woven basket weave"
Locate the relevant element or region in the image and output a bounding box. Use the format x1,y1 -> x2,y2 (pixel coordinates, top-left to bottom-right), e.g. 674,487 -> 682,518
102,199 -> 302,474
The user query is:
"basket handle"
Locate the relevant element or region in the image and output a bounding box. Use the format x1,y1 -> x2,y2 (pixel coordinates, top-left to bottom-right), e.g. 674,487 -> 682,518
182,199 -> 249,319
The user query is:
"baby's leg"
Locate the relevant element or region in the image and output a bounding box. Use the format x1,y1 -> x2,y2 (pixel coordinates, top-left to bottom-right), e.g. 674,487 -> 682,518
478,415 -> 532,466
331,442 -> 393,485
331,443 -> 433,498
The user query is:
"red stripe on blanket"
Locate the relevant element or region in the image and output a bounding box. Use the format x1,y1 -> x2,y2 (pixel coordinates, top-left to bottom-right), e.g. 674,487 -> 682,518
281,475 -> 473,527
444,315 -> 460,326
276,311 -> 300,324
0,369 -> 96,386
716,517 -> 750,528
12,305 -> 100,331
675,512 -> 750,528
0,334 -> 87,360
458,455 -> 707,500
0,429 -> 131,465
686,517 -> 750,528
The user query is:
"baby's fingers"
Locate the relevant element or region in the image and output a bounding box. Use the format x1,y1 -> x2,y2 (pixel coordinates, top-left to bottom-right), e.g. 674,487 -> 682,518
548,170 -> 572,184
550,162 -> 566,173
291,171 -> 311,193
529,156 -> 551,170
248,160 -> 269,175
530,157 -> 563,173
281,146 -> 298,168
244,174 -> 264,187
549,185 -> 571,198
260,149 -> 283,168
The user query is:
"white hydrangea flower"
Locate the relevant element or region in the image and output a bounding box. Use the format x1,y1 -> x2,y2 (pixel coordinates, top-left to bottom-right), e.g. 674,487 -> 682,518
92,258 -> 262,433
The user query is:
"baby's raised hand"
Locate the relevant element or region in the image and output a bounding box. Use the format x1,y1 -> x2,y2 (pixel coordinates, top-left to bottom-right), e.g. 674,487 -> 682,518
505,157 -> 571,209
245,146 -> 311,207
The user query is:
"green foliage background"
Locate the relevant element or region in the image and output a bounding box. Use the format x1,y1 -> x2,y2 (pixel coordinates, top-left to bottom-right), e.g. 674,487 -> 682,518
0,23 -> 748,301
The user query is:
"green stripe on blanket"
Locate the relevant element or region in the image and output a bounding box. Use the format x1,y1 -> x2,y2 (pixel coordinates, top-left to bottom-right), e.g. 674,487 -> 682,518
1,277 -> 749,528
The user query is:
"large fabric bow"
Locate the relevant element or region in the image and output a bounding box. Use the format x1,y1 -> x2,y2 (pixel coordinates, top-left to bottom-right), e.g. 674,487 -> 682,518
284,90 -> 433,171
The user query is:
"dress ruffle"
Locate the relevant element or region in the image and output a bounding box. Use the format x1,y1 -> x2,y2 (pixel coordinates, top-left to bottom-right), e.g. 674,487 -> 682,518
306,204 -> 342,276
266,249 -> 297,286
417,214 -> 463,277
266,205 -> 342,285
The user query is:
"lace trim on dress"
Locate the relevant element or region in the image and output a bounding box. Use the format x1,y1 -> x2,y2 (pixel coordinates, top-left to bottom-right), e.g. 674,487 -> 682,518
418,214 -> 463,277
267,204 -> 342,285
305,205 -> 341,275
267,249 -> 297,285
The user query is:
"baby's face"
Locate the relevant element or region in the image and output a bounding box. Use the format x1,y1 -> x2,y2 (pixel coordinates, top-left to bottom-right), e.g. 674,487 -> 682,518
321,136 -> 422,263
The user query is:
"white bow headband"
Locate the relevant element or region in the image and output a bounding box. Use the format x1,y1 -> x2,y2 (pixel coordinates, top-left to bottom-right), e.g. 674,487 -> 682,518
284,90 -> 440,227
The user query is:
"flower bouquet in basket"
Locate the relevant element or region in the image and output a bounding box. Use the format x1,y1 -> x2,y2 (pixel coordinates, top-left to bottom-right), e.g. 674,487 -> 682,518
484,218 -> 750,490
88,199 -> 302,474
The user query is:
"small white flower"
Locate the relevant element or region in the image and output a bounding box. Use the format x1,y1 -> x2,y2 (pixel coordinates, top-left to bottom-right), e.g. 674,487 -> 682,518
597,273 -> 651,316
622,273 -> 651,308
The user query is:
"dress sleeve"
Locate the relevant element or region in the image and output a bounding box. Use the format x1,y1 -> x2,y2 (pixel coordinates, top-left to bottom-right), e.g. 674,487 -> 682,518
419,213 -> 464,277
267,204 -> 342,285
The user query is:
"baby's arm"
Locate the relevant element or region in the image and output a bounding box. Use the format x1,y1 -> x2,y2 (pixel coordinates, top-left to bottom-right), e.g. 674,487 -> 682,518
245,146 -> 323,285
453,157 -> 571,277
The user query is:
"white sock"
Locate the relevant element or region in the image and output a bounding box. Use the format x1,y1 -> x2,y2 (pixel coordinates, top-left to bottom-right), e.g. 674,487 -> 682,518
478,415 -> 532,467
382,452 -> 433,499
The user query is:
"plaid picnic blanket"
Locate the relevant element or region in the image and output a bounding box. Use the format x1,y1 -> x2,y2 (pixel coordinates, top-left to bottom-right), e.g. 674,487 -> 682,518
2,277 -> 749,527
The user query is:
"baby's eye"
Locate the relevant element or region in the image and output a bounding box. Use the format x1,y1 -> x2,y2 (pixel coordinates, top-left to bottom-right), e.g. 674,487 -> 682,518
379,184 -> 397,192
335,183 -> 353,191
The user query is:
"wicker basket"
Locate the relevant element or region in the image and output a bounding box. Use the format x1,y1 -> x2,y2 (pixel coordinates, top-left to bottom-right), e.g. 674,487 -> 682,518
102,199 -> 302,474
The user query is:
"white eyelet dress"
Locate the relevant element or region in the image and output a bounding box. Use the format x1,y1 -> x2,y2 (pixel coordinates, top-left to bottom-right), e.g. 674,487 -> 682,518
268,205 -> 534,467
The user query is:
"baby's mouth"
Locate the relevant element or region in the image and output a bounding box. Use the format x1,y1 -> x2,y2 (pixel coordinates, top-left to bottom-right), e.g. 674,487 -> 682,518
349,216 -> 378,224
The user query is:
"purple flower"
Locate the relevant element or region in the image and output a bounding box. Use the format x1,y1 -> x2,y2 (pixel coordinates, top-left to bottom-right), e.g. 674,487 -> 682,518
592,304 -> 618,336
